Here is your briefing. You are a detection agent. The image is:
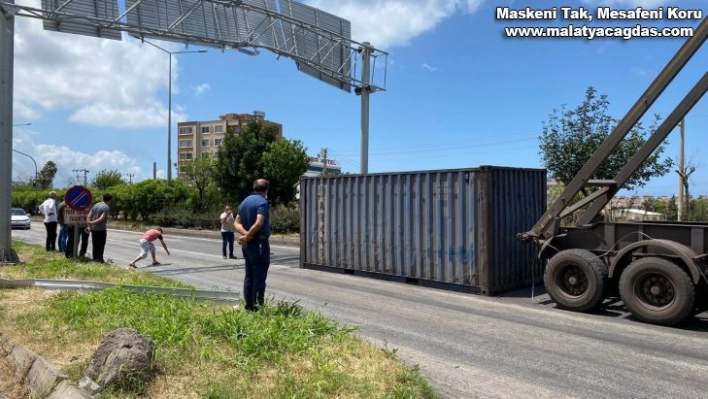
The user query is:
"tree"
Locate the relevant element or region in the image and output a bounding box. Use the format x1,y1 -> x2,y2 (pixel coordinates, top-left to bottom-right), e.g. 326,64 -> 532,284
91,169 -> 126,190
263,139 -> 310,205
214,119 -> 279,202
539,87 -> 673,194
181,156 -> 215,212
37,161 -> 58,189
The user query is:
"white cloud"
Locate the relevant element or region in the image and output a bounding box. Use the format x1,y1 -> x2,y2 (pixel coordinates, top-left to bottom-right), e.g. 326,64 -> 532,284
12,132 -> 143,188
422,63 -> 440,72
13,0 -> 192,128
305,0 -> 486,49
191,83 -> 211,96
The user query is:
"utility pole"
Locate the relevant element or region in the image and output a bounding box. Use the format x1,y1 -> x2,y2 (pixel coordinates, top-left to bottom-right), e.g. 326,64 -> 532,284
677,118 -> 685,221
320,147 -> 328,176
126,173 -> 135,184
73,169 -> 89,186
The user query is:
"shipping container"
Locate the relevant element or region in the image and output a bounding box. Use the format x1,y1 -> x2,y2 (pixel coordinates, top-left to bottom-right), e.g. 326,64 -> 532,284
299,166 -> 547,295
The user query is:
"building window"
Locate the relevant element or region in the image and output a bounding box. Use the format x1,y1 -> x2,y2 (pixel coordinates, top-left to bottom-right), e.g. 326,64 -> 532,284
179,140 -> 193,148
179,127 -> 193,135
201,126 -> 210,134
214,138 -> 223,146
202,139 -> 210,147
214,125 -> 224,133
179,153 -> 193,160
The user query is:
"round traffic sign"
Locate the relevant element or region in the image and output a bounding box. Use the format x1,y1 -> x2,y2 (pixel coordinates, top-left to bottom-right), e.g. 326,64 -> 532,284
65,185 -> 93,211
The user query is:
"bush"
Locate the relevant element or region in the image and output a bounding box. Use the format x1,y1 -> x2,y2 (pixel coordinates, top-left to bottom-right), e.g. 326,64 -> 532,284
270,205 -> 299,234
151,207 -> 221,230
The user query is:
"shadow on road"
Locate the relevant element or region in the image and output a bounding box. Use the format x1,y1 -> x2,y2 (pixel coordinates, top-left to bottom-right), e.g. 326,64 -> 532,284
152,264 -> 243,276
492,283 -> 708,331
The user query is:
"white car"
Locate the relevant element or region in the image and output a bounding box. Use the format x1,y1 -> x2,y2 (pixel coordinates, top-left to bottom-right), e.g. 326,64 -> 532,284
11,208 -> 31,229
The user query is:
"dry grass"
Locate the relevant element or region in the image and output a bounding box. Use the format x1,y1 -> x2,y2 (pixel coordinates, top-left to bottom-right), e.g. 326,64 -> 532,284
0,339 -> 31,399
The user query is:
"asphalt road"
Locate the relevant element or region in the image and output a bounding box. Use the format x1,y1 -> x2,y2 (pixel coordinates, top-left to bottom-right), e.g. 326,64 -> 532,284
10,227 -> 708,399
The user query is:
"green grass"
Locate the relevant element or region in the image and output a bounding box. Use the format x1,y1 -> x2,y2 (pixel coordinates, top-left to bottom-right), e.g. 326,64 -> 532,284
0,241 -> 439,399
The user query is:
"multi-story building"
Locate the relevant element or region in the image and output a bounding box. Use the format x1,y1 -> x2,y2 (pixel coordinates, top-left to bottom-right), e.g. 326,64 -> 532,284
176,111 -> 283,180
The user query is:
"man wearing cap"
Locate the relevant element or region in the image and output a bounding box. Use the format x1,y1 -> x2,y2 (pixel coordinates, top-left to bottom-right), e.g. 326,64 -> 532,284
38,191 -> 59,252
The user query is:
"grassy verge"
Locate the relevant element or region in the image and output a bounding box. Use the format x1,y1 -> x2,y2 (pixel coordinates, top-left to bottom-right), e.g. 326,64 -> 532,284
0,241 -> 438,398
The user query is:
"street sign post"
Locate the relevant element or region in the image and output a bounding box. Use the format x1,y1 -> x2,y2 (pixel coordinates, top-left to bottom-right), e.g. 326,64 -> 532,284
64,185 -> 93,258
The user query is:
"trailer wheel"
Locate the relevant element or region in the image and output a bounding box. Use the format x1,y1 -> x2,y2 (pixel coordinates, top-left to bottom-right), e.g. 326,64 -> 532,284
619,257 -> 695,326
544,249 -> 607,312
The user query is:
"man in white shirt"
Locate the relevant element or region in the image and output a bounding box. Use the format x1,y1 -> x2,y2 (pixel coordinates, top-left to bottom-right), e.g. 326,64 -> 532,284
38,191 -> 59,252
220,205 -> 237,259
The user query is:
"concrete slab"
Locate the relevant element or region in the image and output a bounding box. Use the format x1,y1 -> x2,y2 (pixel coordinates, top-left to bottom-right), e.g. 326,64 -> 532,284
27,356 -> 67,398
10,344 -> 37,379
47,381 -> 92,399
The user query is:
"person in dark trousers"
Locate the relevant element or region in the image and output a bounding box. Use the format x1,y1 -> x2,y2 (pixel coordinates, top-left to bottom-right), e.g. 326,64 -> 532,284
235,179 -> 271,312
220,205 -> 237,259
86,193 -> 113,263
57,199 -> 68,253
38,191 -> 58,251
65,221 -> 89,259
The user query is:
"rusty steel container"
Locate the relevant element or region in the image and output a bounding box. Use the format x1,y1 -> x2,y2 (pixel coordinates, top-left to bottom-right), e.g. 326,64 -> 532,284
299,166 -> 547,295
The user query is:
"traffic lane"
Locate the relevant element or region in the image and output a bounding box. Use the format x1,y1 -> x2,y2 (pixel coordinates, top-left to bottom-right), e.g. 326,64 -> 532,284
10,228 -> 708,399
10,227 -> 300,269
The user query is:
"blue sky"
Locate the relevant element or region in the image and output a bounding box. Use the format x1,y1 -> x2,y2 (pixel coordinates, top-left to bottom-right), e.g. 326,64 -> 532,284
10,0 -> 708,197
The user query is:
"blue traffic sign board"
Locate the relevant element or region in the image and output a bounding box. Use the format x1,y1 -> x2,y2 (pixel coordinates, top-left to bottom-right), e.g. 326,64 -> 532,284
65,186 -> 93,211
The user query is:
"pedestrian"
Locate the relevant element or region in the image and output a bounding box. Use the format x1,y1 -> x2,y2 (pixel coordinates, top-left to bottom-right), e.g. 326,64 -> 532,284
38,191 -> 58,252
86,193 -> 112,263
235,178 -> 271,311
57,199 -> 68,253
128,228 -> 170,268
220,205 -> 237,259
65,221 -> 90,259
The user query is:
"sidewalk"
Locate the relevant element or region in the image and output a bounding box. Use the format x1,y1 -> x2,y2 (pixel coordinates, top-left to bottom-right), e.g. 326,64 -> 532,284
107,224 -> 300,247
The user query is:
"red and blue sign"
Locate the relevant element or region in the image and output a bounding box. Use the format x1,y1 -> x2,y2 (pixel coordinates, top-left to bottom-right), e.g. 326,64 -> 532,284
65,185 -> 93,211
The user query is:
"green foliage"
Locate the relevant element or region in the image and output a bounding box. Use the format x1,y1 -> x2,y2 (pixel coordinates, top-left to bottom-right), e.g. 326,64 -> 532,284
539,87 -> 674,193
214,120 -> 279,203
38,160 -> 58,189
181,156 -> 216,212
270,205 -> 300,233
91,169 -> 126,190
263,139 -> 310,206
11,188 -> 61,215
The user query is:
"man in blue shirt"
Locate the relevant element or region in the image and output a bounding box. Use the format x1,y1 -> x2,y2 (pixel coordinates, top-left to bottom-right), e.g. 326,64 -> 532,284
235,179 -> 271,311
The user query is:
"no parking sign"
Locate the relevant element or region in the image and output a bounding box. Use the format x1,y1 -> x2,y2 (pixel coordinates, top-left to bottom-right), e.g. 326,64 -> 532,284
64,186 -> 93,224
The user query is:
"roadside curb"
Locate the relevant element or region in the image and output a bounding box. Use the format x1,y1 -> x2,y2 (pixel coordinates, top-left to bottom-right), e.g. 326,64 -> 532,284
107,225 -> 300,247
1,332 -> 90,398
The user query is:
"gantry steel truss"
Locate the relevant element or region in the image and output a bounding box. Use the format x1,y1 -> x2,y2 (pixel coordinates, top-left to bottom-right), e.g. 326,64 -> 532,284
6,0 -> 388,93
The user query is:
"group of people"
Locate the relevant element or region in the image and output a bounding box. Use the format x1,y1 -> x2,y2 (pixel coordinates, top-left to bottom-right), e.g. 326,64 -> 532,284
36,179 -> 273,312
38,192 -> 113,263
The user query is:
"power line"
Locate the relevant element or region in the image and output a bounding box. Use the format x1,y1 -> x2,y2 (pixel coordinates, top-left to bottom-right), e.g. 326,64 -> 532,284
331,134 -> 538,157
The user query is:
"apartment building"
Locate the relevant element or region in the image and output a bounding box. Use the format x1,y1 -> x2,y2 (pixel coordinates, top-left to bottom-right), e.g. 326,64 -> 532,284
176,111 -> 283,180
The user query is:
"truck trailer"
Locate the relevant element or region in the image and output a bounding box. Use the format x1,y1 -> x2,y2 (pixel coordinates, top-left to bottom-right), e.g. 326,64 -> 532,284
519,16 -> 708,326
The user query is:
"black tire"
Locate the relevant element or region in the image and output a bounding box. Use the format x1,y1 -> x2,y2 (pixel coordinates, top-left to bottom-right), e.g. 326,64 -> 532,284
544,249 -> 608,312
619,257 -> 695,326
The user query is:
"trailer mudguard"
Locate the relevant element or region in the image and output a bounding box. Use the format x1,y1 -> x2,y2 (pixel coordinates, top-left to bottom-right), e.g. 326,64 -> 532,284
608,239 -> 702,284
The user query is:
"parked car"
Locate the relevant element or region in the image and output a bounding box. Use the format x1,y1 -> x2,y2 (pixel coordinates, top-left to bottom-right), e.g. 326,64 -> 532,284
11,208 -> 31,230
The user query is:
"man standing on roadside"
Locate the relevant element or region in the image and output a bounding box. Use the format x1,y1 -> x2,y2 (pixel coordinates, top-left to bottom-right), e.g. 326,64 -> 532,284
86,193 -> 113,263
235,179 -> 271,311
220,205 -> 237,260
38,191 -> 58,252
